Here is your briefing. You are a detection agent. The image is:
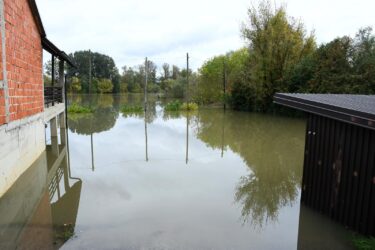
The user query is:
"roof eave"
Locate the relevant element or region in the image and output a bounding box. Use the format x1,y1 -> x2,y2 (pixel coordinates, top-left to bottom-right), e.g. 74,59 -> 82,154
274,93 -> 375,130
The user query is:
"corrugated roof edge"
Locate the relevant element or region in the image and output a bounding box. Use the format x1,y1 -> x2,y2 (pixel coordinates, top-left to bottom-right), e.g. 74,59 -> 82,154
274,93 -> 375,130
28,0 -> 76,68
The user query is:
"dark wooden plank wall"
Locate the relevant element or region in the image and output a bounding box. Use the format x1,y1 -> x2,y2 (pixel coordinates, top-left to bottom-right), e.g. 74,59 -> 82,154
301,113 -> 375,236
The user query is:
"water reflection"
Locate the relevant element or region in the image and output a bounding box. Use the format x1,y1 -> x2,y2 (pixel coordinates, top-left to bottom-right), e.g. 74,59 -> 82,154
195,110 -> 305,228
0,123 -> 82,249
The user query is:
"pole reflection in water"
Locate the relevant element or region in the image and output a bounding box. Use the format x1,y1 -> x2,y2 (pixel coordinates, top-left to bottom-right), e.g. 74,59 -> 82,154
91,133 -> 95,171
145,110 -> 149,162
186,112 -> 189,164
221,110 -> 225,158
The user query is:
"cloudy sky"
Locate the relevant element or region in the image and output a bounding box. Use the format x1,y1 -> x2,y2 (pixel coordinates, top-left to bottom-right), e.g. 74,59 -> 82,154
36,0 -> 374,71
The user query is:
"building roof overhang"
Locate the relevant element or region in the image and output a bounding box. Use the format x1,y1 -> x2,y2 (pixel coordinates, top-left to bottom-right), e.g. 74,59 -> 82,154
274,93 -> 375,130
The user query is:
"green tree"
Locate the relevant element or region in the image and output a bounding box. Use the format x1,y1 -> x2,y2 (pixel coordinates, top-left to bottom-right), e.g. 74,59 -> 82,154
239,1 -> 316,111
194,48 -> 250,105
67,51 -> 120,93
97,79 -> 114,93
70,77 -> 82,93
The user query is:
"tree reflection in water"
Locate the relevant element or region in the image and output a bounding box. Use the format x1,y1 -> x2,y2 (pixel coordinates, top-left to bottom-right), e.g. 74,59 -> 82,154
196,110 -> 305,228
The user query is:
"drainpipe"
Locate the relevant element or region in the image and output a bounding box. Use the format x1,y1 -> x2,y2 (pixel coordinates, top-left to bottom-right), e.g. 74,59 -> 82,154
0,0 -> 9,123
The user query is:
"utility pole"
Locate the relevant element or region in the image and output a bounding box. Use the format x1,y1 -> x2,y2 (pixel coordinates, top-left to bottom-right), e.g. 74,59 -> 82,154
144,57 -> 148,111
89,50 -> 92,94
144,57 -> 149,160
223,58 -> 227,110
186,53 -> 189,103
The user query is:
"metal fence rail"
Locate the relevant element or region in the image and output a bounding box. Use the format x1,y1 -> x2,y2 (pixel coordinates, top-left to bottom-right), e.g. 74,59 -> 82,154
44,86 -> 63,106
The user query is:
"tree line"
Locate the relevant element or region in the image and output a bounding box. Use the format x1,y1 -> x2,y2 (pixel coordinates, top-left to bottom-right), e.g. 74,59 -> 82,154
195,1 -> 375,112
44,51 -> 197,97
44,0 -> 375,113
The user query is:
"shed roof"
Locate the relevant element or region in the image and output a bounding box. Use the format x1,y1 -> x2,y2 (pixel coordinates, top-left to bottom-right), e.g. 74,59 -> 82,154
274,93 -> 375,130
28,0 -> 76,67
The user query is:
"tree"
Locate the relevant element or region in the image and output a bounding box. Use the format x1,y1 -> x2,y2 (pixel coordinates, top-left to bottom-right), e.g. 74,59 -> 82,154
67,51 -> 120,93
97,78 -> 114,93
70,77 -> 82,93
240,1 -> 316,111
162,63 -> 170,80
194,48 -> 250,105
172,65 -> 180,79
284,27 -> 375,95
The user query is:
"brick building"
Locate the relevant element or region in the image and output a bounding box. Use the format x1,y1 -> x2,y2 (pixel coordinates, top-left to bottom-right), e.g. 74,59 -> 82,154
0,0 -> 74,195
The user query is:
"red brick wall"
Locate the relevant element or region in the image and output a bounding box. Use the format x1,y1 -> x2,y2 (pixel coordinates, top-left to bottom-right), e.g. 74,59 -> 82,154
0,0 -> 43,126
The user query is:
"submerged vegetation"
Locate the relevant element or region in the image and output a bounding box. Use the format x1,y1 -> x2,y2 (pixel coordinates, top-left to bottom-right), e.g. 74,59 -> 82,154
181,102 -> 199,111
164,100 -> 182,111
67,103 -> 93,114
164,100 -> 198,111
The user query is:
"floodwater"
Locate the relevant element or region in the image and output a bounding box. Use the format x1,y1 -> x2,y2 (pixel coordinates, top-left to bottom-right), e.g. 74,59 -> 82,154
0,94 -> 354,249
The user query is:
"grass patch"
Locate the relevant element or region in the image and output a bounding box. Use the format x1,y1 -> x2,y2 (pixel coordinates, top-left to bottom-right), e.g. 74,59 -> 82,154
164,100 -> 198,111
352,236 -> 375,250
67,103 -> 93,114
120,104 -> 144,113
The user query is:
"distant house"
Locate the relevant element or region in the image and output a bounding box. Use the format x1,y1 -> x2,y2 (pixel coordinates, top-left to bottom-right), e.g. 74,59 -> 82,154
0,0 -> 74,195
275,93 -> 375,236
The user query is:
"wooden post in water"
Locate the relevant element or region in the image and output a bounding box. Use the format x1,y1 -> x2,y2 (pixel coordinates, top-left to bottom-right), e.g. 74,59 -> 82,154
144,57 -> 148,112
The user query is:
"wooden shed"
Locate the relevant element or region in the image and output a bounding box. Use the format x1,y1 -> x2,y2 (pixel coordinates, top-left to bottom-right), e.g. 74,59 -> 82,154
274,93 -> 375,236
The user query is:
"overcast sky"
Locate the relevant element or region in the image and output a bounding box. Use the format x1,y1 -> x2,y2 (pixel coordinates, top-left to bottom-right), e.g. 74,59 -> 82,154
36,0 -> 374,71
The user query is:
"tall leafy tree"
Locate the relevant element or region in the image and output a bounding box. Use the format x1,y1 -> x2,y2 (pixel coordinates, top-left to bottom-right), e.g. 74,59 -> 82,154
240,0 -> 316,111
67,51 -> 120,93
